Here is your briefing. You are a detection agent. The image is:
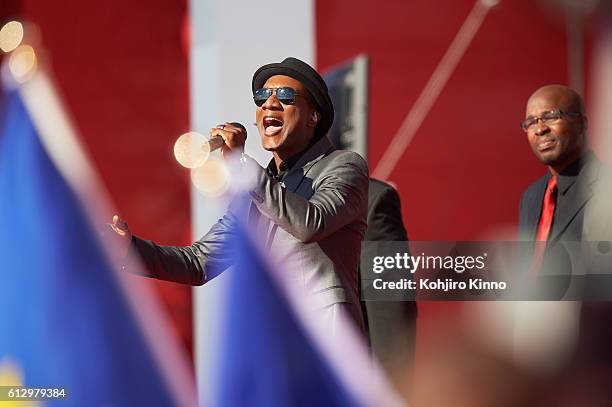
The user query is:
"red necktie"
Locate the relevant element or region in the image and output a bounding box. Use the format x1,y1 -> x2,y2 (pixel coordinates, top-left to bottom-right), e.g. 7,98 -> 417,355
530,176 -> 558,274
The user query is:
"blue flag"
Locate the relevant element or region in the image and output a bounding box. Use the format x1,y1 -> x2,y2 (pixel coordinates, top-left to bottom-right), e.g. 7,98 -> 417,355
0,81 -> 181,405
214,220 -> 365,407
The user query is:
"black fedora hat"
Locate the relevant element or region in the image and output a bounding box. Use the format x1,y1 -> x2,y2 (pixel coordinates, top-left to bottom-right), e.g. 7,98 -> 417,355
252,57 -> 334,137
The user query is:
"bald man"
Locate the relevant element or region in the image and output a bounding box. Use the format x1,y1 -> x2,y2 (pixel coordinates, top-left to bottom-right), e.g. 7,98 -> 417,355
518,85 -> 612,398
519,84 -> 597,245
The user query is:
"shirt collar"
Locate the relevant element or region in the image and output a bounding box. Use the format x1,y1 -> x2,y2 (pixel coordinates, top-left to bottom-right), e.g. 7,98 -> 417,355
265,136 -> 323,179
266,148 -> 308,179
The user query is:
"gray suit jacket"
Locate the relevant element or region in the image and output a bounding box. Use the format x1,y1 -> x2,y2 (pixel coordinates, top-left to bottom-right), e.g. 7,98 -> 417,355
132,136 -> 369,328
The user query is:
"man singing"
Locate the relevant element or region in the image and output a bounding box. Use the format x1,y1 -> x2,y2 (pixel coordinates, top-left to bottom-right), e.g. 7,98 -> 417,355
111,57 -> 369,330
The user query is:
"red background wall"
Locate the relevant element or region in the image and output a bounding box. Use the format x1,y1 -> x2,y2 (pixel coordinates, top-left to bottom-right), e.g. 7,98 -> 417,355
316,0 -> 596,240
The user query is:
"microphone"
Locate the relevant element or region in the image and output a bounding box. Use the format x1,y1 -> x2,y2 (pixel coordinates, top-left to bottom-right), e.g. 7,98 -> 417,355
174,122 -> 247,168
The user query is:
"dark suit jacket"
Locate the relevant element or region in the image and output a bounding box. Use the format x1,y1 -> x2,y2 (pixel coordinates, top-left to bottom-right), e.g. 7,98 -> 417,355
360,178 -> 417,374
518,153 -> 612,373
518,153 -> 612,274
518,154 -> 598,244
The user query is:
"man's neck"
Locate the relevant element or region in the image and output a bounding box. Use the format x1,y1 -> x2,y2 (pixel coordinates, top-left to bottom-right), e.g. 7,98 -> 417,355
548,150 -> 590,177
273,155 -> 283,172
272,135 -> 318,172
273,149 -> 304,173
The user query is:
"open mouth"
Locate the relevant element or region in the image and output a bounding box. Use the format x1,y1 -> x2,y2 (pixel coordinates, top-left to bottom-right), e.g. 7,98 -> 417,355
263,116 -> 284,136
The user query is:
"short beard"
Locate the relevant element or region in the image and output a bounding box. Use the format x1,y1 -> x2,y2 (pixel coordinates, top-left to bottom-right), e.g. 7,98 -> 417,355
538,153 -> 558,166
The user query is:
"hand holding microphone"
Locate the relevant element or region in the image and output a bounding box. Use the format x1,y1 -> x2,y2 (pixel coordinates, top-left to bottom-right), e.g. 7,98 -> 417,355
208,122 -> 247,159
174,122 -> 247,168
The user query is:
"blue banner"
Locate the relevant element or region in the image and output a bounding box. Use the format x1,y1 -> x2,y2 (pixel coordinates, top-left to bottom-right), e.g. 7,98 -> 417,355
0,85 -> 177,406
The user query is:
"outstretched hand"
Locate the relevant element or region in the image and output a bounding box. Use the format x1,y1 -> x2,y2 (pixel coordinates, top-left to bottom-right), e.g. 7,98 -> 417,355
110,214 -> 132,258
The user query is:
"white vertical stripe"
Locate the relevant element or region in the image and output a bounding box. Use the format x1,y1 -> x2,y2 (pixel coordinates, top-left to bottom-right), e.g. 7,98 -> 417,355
190,1 -> 314,404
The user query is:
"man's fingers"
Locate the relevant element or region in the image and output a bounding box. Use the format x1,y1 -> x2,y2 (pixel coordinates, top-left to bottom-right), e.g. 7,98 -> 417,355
113,215 -> 127,229
109,224 -> 124,236
209,127 -> 230,142
111,215 -> 129,235
210,123 -> 244,136
209,124 -> 246,152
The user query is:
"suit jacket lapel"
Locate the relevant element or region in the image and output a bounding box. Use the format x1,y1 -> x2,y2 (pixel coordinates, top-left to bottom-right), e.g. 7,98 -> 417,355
549,159 -> 599,241
248,136 -> 335,246
282,136 -> 334,193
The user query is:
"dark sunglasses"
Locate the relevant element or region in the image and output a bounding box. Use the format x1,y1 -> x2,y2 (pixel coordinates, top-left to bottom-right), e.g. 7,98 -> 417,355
253,87 -> 301,107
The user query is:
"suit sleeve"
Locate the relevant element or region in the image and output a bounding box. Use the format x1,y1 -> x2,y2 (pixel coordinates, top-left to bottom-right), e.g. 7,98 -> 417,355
248,152 -> 369,243
128,198 -> 244,285
364,184 -> 408,242
360,181 -> 417,372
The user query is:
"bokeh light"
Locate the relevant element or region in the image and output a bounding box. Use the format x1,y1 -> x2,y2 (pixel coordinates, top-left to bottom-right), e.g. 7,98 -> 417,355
8,44 -> 37,83
173,131 -> 211,169
190,157 -> 230,197
0,21 -> 24,53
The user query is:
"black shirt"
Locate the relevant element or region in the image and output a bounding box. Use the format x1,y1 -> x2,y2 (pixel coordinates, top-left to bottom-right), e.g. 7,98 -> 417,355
266,149 -> 308,182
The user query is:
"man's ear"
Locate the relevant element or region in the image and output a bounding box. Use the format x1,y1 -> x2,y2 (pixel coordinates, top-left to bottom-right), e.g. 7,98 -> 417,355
308,111 -> 320,128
